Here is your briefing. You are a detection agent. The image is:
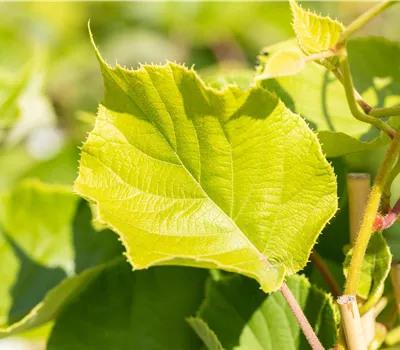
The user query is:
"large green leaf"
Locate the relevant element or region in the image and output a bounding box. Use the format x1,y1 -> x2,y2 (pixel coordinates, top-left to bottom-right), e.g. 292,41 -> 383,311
74,36 -> 337,293
193,274 -> 338,350
47,264 -> 209,350
0,180 -> 122,336
257,38 -> 400,157
344,232 -> 391,301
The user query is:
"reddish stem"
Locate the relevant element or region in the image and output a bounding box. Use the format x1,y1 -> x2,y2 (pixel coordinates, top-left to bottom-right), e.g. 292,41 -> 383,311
373,197 -> 400,231
279,283 -> 324,350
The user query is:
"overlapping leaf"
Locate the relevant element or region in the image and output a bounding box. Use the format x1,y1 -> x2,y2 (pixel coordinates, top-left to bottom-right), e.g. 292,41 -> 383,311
47,264 -> 209,350
74,36 -> 337,293
257,38 -> 400,157
0,180 -> 122,337
192,274 -> 338,350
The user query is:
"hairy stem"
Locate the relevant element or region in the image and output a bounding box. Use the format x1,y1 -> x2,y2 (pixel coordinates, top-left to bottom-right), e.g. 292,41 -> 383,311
345,132 -> 400,295
310,250 -> 341,298
280,282 -> 324,350
338,1 -> 398,46
338,51 -> 396,138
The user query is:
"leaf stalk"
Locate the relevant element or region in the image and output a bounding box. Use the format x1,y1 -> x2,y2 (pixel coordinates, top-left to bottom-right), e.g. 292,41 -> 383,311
310,250 -> 341,298
338,51 -> 396,138
279,282 -> 324,350
337,1 -> 398,46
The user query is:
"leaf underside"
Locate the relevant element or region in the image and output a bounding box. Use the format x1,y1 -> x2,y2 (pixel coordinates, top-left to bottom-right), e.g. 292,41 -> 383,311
74,34 -> 338,293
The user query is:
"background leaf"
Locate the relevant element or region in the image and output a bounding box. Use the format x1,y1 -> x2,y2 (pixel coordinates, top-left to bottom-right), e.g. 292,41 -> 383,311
47,264 -> 209,350
344,232 -> 391,300
0,180 -> 122,336
187,317 -> 223,350
257,38 -> 400,157
195,274 -> 338,350
74,43 -> 337,293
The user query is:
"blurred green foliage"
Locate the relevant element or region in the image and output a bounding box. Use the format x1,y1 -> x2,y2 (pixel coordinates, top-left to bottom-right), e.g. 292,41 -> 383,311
1,2 -> 400,348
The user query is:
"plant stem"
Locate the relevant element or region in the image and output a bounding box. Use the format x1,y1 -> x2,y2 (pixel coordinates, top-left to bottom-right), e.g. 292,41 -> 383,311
339,52 -> 396,138
310,250 -> 341,298
333,69 -> 400,118
333,69 -> 372,115
345,132 -> 400,295
370,105 -> 400,118
279,282 -> 324,350
338,295 -> 367,350
338,1 -> 398,46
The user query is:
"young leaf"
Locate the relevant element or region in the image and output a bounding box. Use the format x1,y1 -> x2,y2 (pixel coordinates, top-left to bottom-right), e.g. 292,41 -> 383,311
256,50 -> 305,80
195,274 -> 338,349
0,180 -> 122,336
344,232 -> 391,301
290,1 -> 344,55
74,37 -> 338,293
47,264 -> 209,350
187,317 -> 223,350
257,38 -> 400,157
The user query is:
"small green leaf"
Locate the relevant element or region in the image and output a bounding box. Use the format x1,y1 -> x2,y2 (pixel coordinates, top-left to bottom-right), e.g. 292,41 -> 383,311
0,180 -> 122,336
74,35 -> 337,293
187,317 -> 223,350
344,232 -> 391,301
256,50 -> 305,80
290,1 -> 344,54
47,264 -> 209,350
196,274 -> 338,350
